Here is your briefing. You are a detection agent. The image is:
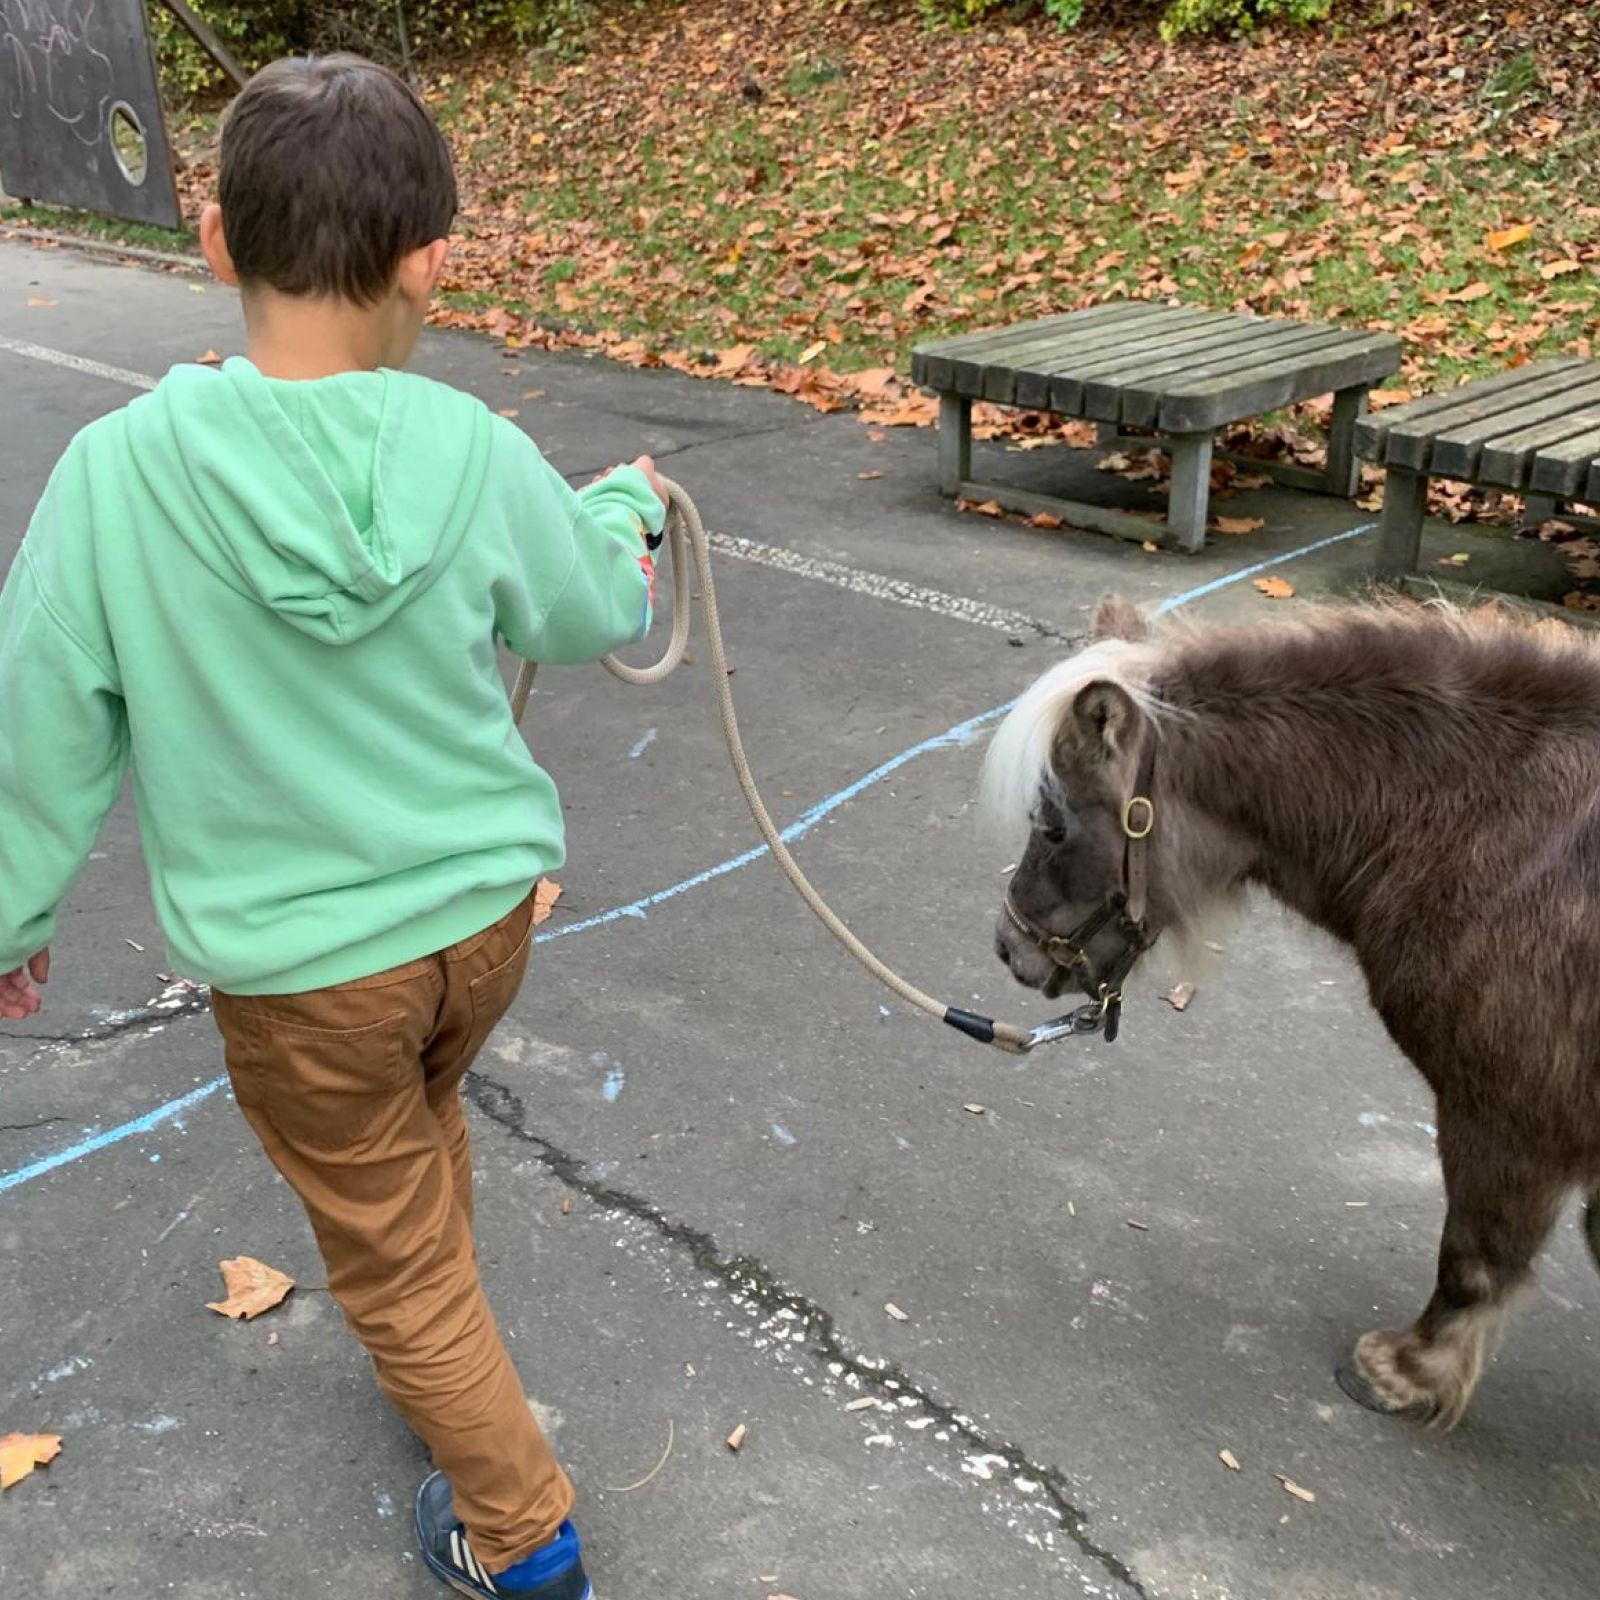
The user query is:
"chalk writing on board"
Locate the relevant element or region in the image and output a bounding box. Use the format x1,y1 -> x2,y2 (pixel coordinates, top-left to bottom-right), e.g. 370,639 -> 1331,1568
2,0 -> 116,148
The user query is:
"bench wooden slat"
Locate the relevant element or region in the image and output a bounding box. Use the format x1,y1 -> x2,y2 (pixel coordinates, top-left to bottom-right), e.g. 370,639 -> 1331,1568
924,304 -> 1161,395
1524,429 -> 1600,497
989,308 -> 1231,405
1352,360 -> 1587,464
1101,327 -> 1356,429
1008,310 -> 1238,407
1477,406 -> 1600,490
1063,316 -> 1295,412
1428,377 -> 1600,481
1382,366 -> 1600,473
1153,332 -> 1402,434
910,310 -> 1105,388
945,303 -> 1175,398
1079,322 -> 1351,424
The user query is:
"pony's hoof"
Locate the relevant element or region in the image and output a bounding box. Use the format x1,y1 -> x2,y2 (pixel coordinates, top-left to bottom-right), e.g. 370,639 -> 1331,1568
1335,1360 -> 1429,1420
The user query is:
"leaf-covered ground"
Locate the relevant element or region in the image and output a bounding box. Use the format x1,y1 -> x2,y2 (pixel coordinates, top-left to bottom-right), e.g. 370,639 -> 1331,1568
7,0 -> 1595,527
417,0 -> 1596,424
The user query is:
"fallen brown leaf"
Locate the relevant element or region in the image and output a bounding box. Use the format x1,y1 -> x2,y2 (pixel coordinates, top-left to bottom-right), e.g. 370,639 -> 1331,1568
25,295 -> 55,308
206,1256 -> 294,1321
1030,511 -> 1065,530
1253,576 -> 1296,600
560,1194 -> 571,1215
1165,981 -> 1196,1012
1215,516 -> 1265,535
857,470 -> 884,480
0,1433 -> 62,1490
797,338 -> 828,365
963,1103 -> 987,1116
533,880 -> 562,926
1540,259 -> 1582,281
196,348 -> 223,366
726,1423 -> 748,1452
497,407 -> 520,419
1445,281 -> 1493,304
1219,1448 -> 1241,1472
1484,223 -> 1532,253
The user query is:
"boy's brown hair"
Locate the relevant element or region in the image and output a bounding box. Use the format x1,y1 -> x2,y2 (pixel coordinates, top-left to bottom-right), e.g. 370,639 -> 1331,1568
219,54 -> 457,305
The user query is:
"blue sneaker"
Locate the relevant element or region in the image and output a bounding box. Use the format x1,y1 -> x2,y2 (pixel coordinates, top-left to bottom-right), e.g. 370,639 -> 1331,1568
414,1472 -> 592,1599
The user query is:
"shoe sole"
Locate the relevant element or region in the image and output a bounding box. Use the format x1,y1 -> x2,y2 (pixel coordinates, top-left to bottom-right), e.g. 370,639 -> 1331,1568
420,1544 -> 593,1600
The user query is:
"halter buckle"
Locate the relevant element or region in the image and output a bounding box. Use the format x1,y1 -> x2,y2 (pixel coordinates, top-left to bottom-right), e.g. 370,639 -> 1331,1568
1122,795 -> 1155,840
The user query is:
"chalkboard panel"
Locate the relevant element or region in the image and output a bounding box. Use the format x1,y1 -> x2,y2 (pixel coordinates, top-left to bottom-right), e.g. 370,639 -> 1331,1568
0,0 -> 182,229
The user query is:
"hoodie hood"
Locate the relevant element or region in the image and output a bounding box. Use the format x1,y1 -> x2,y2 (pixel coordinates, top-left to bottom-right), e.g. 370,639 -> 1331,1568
127,358 -> 493,644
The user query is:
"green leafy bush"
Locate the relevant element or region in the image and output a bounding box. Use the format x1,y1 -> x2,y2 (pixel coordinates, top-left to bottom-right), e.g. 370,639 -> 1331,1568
1158,0 -> 1333,40
152,1 -> 583,98
915,0 -> 1335,34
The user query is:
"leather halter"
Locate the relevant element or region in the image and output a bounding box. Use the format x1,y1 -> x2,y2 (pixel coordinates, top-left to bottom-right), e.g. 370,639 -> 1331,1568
1002,734 -> 1159,1044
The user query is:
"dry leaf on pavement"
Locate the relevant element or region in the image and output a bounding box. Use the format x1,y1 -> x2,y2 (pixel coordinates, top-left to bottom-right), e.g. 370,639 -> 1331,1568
196,348 -> 223,365
1215,516 -> 1265,535
1219,1448 -> 1241,1471
726,1423 -> 748,1452
533,880 -> 562,926
206,1256 -> 295,1320
1253,576 -> 1296,600
1,1433 -> 63,1490
1165,981 -> 1196,1012
1278,1475 -> 1316,1503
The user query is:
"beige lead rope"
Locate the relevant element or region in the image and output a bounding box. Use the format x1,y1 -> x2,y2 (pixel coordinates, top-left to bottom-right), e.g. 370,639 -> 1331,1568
510,478 -> 1051,1055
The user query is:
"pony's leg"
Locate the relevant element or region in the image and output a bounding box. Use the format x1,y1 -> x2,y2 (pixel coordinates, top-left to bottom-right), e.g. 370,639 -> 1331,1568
1339,1119 -> 1566,1428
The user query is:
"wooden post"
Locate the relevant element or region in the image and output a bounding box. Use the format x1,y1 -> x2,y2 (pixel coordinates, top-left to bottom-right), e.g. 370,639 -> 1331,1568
1165,432 -> 1213,553
938,391 -> 971,498
1325,385 -> 1368,498
161,0 -> 248,90
1375,466 -> 1428,584
1522,492 -> 1560,531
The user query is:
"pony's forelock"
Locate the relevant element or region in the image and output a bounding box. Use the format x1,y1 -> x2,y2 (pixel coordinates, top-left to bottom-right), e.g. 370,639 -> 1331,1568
980,638 -> 1161,837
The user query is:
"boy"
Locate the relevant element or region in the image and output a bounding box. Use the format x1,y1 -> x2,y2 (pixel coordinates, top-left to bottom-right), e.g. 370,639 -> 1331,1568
0,53 -> 667,1599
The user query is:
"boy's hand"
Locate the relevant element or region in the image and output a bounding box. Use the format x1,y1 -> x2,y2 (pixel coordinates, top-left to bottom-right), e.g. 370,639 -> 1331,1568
594,456 -> 670,514
0,948 -> 49,1020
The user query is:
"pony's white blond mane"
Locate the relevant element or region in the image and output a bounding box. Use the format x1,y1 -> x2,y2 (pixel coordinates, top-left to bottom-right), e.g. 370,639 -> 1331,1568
979,636 -> 1164,838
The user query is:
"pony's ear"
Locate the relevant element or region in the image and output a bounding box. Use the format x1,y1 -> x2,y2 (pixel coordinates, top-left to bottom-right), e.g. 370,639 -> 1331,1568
1093,595 -> 1148,643
1063,680 -> 1140,766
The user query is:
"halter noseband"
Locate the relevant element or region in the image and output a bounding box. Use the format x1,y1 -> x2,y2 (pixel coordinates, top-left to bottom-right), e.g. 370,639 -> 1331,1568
1003,734 -> 1159,1045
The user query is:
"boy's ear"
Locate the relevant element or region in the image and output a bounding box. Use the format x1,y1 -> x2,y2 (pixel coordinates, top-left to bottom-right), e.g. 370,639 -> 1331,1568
398,239 -> 449,302
199,203 -> 239,288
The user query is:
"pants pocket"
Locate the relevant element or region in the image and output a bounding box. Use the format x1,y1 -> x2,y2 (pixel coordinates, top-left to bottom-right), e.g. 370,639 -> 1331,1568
216,1001 -> 412,1151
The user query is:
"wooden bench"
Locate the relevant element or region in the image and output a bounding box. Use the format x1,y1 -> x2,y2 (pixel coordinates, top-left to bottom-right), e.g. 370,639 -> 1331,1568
1356,359 -> 1600,585
911,303 -> 1401,552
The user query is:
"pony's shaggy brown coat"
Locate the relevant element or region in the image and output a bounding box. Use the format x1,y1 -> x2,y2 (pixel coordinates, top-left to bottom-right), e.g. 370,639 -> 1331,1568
989,598 -> 1600,1426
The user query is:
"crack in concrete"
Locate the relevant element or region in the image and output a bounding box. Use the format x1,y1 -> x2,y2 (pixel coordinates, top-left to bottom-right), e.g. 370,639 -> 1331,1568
0,1116 -> 66,1134
0,987 -> 211,1046
466,1067 -> 1146,1597
560,415 -> 814,486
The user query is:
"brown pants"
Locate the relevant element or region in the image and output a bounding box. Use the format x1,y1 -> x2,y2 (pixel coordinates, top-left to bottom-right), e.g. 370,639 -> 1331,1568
212,889 -> 572,1572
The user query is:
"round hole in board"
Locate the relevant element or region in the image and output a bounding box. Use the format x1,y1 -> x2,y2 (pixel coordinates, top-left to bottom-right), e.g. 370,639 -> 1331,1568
109,103 -> 148,187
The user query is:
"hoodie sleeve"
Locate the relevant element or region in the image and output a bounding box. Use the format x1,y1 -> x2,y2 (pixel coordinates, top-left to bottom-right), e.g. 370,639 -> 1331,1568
498,438 -> 667,666
0,467 -> 130,971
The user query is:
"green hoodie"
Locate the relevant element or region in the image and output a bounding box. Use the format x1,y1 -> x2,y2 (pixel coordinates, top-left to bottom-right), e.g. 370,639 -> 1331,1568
0,358 -> 664,994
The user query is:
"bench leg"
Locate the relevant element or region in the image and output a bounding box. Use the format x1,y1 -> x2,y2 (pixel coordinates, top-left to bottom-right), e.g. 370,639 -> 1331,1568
1096,422 -> 1122,451
938,392 -> 971,498
1376,466 -> 1427,585
1522,492 -> 1559,531
1165,432 -> 1213,553
1324,386 -> 1368,498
